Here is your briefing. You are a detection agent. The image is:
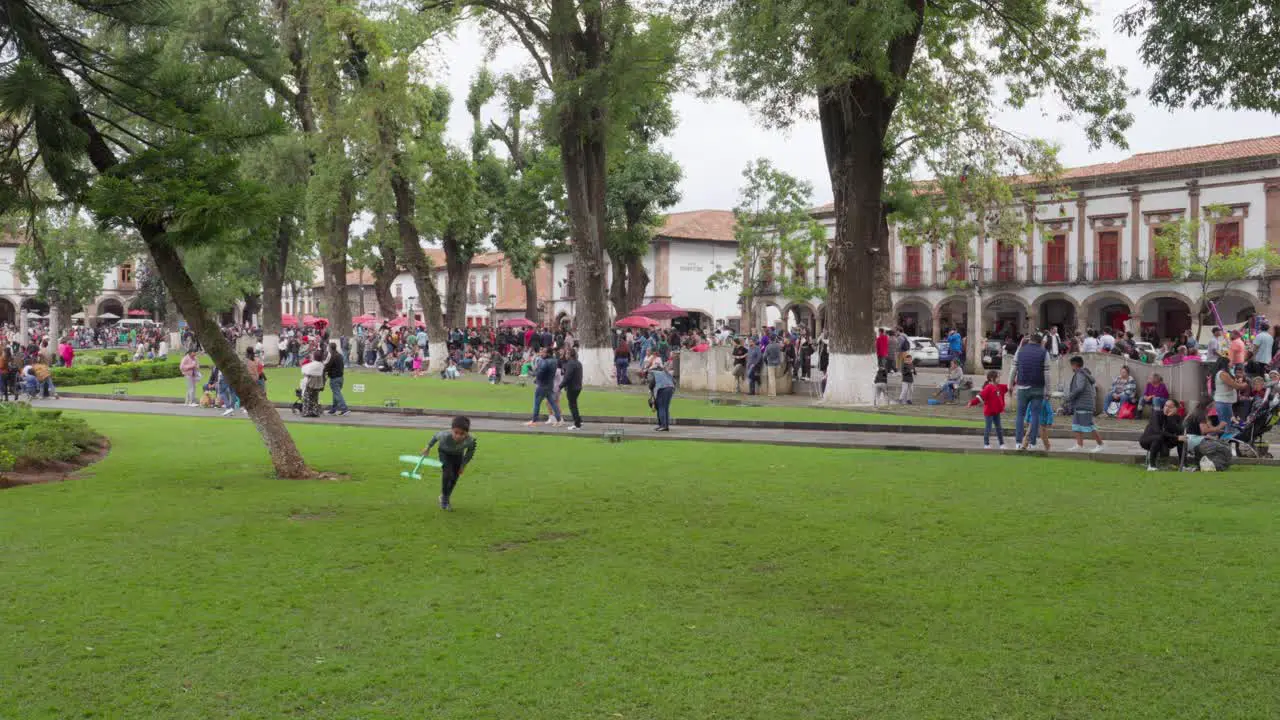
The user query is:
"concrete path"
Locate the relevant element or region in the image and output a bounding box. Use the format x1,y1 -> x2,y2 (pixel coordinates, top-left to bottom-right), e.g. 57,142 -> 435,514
52,396 -> 1180,466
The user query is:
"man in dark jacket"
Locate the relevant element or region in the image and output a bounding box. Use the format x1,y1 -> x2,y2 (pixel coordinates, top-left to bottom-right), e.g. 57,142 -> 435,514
1012,332 -> 1048,450
324,342 -> 349,416
562,348 -> 584,429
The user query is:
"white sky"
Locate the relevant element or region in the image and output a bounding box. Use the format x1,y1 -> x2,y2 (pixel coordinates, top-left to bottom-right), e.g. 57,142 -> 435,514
428,2 -> 1279,214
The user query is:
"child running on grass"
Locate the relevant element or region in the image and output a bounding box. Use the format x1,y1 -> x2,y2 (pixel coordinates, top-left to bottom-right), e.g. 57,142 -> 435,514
423,416 -> 478,511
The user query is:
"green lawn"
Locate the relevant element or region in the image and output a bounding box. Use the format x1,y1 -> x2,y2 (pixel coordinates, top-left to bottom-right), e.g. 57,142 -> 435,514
3,413 -> 1279,719
66,366 -> 979,426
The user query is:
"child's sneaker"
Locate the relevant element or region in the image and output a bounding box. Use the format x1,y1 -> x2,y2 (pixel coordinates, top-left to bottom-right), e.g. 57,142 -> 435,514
1091,444 -> 1105,453
983,444 -> 992,450
999,444 -> 1008,451
1065,444 -> 1080,452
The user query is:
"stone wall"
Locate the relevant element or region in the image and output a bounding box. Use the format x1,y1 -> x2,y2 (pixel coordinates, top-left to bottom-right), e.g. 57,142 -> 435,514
676,347 -> 792,396
1046,352 -> 1211,411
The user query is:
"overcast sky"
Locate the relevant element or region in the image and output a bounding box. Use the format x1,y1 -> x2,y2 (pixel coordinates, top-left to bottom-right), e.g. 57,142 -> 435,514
429,3 -> 1279,214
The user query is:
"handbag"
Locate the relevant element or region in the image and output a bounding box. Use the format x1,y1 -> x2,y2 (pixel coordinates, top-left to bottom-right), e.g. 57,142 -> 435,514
1117,401 -> 1136,420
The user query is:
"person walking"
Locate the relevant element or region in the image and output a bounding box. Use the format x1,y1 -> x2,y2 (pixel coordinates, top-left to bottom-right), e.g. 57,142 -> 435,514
1012,332 -> 1049,451
1064,355 -> 1105,452
746,340 -> 763,396
978,369 -> 1007,449
650,359 -> 675,432
325,341 -> 349,416
180,348 -> 201,407
562,348 -> 584,430
526,347 -> 562,427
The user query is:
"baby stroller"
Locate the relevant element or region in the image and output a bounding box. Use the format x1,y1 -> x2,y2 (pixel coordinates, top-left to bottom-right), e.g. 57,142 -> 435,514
1223,391 -> 1280,459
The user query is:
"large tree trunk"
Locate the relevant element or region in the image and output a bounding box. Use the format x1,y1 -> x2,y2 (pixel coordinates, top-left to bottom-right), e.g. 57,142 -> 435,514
373,258 -> 398,320
626,254 -> 648,311
523,271 -> 540,322
442,230 -> 471,329
609,253 -> 628,318
12,0 -> 314,479
148,241 -> 312,478
559,121 -> 613,385
819,81 -> 892,406
260,217 -> 289,365
321,178 -> 354,340
380,125 -> 448,370
873,209 -> 893,328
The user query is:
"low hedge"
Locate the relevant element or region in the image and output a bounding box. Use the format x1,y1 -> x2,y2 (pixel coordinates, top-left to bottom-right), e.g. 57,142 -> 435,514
51,359 -> 183,387
0,403 -> 101,466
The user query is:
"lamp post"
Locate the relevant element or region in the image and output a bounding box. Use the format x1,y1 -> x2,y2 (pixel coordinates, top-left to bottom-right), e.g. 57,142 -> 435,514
487,293 -> 496,328
967,261 -> 983,375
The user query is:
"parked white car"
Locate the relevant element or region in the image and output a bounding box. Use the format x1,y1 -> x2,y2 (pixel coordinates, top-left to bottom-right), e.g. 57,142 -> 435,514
908,337 -> 940,366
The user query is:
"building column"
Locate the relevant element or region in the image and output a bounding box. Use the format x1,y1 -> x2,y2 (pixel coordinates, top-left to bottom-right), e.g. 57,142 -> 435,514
1024,203 -> 1035,284
1075,195 -> 1088,282
931,306 -> 941,341
1128,187 -> 1142,279
1187,180 -> 1201,255
966,291 -> 983,375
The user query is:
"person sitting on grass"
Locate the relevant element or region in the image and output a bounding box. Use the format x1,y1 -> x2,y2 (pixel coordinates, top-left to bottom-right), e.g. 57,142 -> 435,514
1064,355 -> 1105,453
441,359 -> 461,380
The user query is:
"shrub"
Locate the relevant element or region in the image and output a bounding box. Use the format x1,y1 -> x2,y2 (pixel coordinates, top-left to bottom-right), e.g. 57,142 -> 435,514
101,352 -> 121,366
51,359 -> 182,387
0,404 -> 101,466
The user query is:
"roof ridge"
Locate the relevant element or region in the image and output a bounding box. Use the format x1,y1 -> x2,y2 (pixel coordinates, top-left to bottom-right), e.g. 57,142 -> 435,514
1127,134 -> 1280,158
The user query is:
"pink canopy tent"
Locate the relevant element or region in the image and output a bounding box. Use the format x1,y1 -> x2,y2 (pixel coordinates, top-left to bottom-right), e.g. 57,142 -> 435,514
127,309 -> 150,317
615,315 -> 659,329
631,302 -> 688,319
389,316 -> 425,329
302,315 -> 328,329
499,317 -> 536,329
352,314 -> 378,326
280,313 -> 299,328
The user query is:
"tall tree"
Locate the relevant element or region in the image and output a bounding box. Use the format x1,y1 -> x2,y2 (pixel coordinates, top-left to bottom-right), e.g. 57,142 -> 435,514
1118,2 -> 1280,114
709,0 -> 1132,404
350,216 -> 401,320
707,159 -> 825,333
427,0 -> 680,384
0,0 -> 314,477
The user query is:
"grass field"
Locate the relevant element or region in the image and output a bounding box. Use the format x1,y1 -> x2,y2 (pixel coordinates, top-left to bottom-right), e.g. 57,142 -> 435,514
66,367 -> 981,426
3,413 -> 1278,719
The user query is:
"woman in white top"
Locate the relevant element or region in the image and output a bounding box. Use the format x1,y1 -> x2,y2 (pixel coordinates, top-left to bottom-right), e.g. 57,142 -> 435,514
1211,357 -> 1248,426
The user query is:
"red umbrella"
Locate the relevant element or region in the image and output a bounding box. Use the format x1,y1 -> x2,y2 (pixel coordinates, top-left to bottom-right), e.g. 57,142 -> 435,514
127,309 -> 150,317
615,315 -> 659,329
631,302 -> 688,319
389,316 -> 425,329
302,315 -> 326,328
281,314 -> 299,328
499,317 -> 536,329
352,314 -> 378,326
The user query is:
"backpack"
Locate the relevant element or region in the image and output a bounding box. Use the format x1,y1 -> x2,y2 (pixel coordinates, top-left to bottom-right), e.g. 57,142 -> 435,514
1196,438 -> 1232,472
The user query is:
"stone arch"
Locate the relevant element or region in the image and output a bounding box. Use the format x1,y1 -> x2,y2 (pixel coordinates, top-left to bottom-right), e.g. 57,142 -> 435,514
1031,291 -> 1080,335
933,294 -> 970,335
1081,290 -> 1138,333
0,296 -> 17,327
1203,287 -> 1260,325
893,295 -> 932,337
1135,289 -> 1196,342
96,296 -> 126,318
982,293 -> 1030,339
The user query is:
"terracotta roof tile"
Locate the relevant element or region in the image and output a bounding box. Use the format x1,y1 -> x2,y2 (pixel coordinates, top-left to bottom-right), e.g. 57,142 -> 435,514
810,134 -> 1280,212
656,209 -> 736,242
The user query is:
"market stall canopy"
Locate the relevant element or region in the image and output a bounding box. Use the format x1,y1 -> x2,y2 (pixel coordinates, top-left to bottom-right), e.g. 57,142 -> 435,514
302,315 -> 328,329
281,314 -> 299,328
127,309 -> 150,317
615,315 -> 660,329
97,312 -> 120,320
352,314 -> 378,326
499,318 -> 536,329
631,302 -> 688,319
388,316 -> 425,329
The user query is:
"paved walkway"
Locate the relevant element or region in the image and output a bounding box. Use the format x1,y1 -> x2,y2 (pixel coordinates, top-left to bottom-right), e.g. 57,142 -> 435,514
53,396 -> 1178,466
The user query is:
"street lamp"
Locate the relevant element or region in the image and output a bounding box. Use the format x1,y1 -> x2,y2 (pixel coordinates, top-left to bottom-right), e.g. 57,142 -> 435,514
487,293 -> 496,327
968,261 -> 983,375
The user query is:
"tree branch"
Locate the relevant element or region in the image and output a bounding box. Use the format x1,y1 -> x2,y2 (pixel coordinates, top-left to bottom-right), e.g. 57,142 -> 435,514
200,39 -> 298,104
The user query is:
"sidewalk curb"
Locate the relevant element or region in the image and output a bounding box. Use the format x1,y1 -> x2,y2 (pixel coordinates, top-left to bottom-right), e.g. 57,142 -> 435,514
61,391 -> 1147,441
56,395 -> 1280,468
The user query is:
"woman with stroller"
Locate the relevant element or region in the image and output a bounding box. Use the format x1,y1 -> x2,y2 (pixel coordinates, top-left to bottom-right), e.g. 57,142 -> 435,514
299,350 -> 326,417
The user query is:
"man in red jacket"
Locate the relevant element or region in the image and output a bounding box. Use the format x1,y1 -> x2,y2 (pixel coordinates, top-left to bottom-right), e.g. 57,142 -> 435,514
875,328 -> 890,370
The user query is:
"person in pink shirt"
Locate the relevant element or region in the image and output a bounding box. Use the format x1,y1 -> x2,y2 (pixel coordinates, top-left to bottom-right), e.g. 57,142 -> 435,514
1228,329 -> 1247,366
58,339 -> 74,368
180,349 -> 201,406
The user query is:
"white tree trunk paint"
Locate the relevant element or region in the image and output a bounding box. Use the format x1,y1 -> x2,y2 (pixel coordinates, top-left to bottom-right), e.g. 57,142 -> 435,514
820,352 -> 879,406
427,341 -> 448,373
579,345 -> 617,387
262,333 -> 280,366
